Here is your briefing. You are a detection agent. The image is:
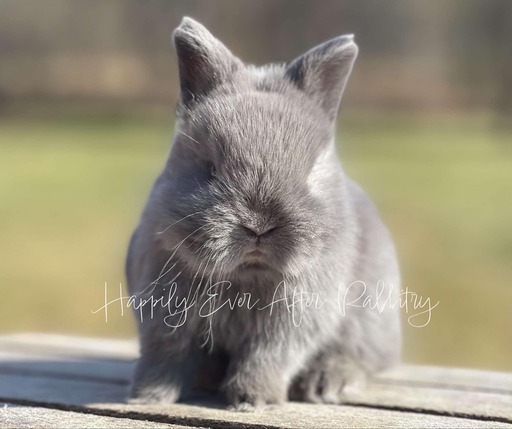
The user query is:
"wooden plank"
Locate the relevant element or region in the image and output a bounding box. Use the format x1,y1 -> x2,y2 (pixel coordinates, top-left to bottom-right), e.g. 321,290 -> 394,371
2,399 -> 511,429
0,373 -> 127,405
1,334 -> 511,428
0,403 -> 194,428
96,401 -> 512,429
3,335 -> 511,393
0,350 -> 133,383
1,360 -> 511,422
0,334 -> 137,359
1,362 -> 511,427
381,364 -> 512,393
347,383 -> 512,420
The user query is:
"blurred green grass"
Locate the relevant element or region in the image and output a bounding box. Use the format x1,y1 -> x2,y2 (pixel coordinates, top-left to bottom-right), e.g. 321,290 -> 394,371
1,114 -> 511,371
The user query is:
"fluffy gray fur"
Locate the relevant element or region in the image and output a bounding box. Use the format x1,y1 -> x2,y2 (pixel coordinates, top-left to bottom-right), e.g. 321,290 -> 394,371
126,17 -> 401,410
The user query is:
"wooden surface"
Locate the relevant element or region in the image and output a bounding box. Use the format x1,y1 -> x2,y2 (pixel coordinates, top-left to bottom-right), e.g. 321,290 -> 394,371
0,333 -> 511,428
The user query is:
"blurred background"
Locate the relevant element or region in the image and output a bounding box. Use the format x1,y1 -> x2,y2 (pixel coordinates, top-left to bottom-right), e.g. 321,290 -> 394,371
1,0 -> 511,372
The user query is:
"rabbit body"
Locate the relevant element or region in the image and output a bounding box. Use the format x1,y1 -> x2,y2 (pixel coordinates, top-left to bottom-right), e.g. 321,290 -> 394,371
126,17 -> 401,409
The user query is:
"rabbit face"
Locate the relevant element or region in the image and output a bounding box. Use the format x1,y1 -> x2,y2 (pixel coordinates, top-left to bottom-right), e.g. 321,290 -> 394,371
159,90 -> 336,279
148,17 -> 357,281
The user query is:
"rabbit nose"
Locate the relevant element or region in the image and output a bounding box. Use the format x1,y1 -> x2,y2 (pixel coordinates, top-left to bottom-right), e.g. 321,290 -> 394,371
240,224 -> 276,238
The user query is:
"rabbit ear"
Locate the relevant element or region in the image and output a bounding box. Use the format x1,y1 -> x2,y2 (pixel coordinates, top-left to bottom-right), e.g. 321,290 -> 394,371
285,35 -> 358,122
173,17 -> 243,106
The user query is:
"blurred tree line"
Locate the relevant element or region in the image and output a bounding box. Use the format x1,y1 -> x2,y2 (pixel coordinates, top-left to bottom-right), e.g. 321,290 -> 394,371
0,0 -> 511,122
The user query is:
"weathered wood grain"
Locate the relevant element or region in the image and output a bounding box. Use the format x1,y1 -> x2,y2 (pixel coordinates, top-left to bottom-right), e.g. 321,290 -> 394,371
0,333 -> 511,428
0,403 -> 195,428
0,334 -> 137,359
0,373 -> 127,404
381,364 -> 512,393
96,401 -> 512,429
0,349 -> 133,383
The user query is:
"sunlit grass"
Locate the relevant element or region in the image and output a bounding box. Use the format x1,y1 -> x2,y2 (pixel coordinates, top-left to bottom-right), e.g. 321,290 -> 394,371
1,114 -> 511,371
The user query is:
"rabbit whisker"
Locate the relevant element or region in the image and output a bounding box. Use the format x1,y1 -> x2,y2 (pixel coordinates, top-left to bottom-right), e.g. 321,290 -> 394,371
156,211 -> 203,235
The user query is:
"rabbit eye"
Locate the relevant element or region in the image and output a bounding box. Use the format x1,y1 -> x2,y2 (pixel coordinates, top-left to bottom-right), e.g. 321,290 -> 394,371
209,164 -> 217,178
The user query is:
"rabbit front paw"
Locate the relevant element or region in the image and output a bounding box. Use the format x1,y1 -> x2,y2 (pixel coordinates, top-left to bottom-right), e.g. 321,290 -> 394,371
224,374 -> 286,411
289,356 -> 366,404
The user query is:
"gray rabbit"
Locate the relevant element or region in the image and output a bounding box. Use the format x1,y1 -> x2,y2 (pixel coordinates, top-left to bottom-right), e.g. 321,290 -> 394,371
126,17 -> 401,410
